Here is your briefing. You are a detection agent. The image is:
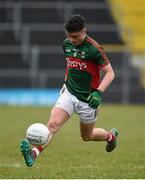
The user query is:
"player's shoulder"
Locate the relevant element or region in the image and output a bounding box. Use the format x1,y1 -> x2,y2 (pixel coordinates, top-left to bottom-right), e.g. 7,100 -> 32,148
86,35 -> 104,52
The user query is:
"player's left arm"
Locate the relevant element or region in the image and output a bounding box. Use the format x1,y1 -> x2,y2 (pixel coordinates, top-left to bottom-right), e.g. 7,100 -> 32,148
87,63 -> 115,108
97,63 -> 115,93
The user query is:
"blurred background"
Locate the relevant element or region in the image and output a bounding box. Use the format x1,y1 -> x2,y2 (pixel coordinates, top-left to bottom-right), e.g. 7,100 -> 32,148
0,0 -> 145,106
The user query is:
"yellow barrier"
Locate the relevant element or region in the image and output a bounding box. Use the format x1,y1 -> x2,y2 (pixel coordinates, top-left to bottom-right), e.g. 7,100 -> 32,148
109,0 -> 145,88
109,0 -> 145,54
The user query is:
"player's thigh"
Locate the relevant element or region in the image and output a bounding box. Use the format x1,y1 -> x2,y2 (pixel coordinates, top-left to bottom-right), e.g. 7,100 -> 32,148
80,121 -> 96,138
47,107 -> 70,134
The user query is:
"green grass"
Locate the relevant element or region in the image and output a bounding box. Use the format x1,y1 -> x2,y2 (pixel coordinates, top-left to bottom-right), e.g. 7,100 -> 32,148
0,104 -> 145,179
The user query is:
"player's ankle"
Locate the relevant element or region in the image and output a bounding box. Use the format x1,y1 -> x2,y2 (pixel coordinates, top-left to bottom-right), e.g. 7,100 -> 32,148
106,132 -> 115,142
32,146 -> 43,159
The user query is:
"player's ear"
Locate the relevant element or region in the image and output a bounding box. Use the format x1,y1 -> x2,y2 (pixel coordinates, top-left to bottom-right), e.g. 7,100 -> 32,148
83,28 -> 86,34
82,28 -> 86,36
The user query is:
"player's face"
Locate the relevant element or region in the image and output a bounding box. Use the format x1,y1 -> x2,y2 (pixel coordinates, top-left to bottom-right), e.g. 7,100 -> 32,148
66,28 -> 86,46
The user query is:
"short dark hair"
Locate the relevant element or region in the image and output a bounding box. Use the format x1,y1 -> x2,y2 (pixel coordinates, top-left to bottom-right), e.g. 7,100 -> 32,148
64,15 -> 86,32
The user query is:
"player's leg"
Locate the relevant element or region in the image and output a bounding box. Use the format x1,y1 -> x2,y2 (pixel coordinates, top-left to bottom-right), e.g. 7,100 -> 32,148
32,107 -> 70,158
80,122 -> 118,152
77,101 -> 118,152
20,86 -> 74,167
48,107 -> 70,135
80,122 -> 108,141
20,107 -> 70,167
80,121 -> 112,142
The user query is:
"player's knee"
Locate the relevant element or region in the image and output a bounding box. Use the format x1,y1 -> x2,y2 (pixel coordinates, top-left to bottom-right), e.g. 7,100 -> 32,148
47,121 -> 59,134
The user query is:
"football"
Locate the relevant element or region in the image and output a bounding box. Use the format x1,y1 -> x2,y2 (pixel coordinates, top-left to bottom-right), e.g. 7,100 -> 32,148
26,123 -> 50,146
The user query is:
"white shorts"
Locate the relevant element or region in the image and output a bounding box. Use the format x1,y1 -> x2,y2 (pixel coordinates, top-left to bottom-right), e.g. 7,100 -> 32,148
54,86 -> 98,124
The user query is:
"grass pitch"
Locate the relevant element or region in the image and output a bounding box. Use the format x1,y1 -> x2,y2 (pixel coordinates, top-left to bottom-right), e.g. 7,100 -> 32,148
0,104 -> 145,179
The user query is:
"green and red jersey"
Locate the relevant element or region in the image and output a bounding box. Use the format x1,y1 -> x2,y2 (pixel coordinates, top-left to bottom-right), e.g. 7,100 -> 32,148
63,35 -> 110,102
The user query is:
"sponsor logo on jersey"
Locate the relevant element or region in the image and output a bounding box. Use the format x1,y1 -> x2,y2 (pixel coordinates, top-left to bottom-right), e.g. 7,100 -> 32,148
66,58 -> 87,70
81,51 -> 86,58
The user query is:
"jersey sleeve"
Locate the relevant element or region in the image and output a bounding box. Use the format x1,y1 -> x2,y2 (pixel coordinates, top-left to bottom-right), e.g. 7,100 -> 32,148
93,46 -> 110,68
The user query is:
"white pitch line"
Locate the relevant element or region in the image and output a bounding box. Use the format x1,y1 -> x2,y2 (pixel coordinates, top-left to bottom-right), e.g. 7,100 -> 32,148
0,163 -> 21,168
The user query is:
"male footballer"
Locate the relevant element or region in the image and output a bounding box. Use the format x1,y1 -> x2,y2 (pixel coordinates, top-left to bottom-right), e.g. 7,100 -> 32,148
20,15 -> 119,167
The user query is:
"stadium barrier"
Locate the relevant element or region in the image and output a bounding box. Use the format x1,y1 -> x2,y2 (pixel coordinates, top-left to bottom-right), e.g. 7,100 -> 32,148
0,88 -> 59,106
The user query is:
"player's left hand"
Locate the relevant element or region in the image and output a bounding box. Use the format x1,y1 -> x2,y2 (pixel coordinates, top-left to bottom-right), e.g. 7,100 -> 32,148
87,90 -> 103,109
